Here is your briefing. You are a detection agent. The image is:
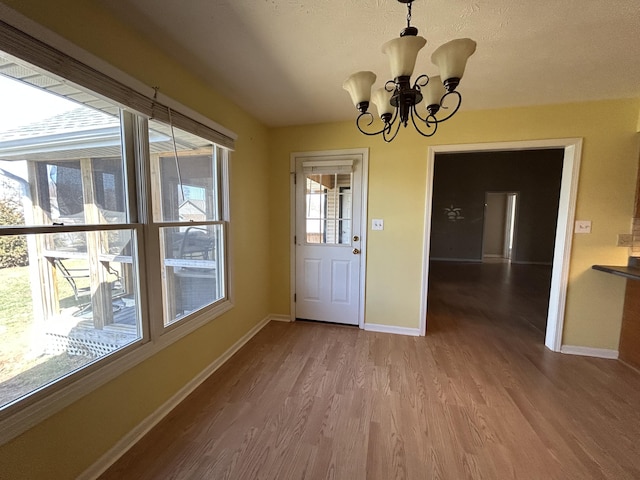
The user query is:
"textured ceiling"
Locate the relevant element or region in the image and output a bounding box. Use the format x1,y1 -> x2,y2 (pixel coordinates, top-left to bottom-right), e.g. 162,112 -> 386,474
99,0 -> 640,127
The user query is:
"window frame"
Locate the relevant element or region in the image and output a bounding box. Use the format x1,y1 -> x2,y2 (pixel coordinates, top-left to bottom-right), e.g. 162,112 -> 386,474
0,18 -> 235,445
145,140 -> 232,335
144,121 -> 230,329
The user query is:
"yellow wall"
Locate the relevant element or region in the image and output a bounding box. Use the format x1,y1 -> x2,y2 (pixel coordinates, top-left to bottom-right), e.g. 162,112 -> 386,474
1,1 -> 640,478
0,1 -> 271,479
269,99 -> 640,347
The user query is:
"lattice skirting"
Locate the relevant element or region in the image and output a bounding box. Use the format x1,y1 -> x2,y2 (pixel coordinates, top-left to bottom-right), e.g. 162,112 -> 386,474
45,332 -> 119,358
45,323 -> 138,358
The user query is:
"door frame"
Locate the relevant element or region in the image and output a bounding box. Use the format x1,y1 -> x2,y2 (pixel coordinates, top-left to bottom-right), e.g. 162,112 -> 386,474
420,139 -> 582,351
290,148 -> 369,328
481,191 -> 519,261
503,192 -> 518,260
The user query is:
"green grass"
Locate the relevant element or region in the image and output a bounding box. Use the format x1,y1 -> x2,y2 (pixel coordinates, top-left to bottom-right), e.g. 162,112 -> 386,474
0,264 -> 90,407
0,262 -> 81,326
0,265 -> 34,327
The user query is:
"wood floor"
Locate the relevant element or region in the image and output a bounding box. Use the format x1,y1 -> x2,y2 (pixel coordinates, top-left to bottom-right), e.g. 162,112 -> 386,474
100,262 -> 640,479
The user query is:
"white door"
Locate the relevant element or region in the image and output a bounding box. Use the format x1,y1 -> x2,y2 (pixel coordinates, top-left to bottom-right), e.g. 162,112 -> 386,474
294,154 -> 364,325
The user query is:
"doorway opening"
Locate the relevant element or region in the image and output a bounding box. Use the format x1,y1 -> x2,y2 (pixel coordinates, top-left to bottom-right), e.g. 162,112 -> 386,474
482,192 -> 518,262
420,139 -> 583,351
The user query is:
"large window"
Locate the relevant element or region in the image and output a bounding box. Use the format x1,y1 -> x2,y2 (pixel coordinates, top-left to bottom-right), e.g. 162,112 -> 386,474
0,48 -> 230,413
148,120 -> 227,325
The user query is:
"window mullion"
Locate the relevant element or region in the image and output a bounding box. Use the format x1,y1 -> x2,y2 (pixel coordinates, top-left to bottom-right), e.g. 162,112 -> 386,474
220,148 -> 231,222
153,220 -> 226,229
121,111 -> 139,224
132,115 -> 163,339
0,223 -> 136,236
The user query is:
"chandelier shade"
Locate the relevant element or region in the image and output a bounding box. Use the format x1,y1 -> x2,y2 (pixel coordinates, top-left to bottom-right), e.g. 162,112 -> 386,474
431,38 -> 477,86
421,75 -> 446,109
371,87 -> 395,117
381,35 -> 427,79
342,71 -> 377,111
343,0 -> 477,142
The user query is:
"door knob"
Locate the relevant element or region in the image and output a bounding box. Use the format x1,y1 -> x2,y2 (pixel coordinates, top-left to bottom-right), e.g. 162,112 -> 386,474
352,248 -> 360,255
353,235 -> 359,242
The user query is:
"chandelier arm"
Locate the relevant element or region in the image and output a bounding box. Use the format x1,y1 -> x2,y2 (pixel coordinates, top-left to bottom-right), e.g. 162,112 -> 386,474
413,74 -> 430,89
386,104 -> 400,128
411,103 -> 429,124
410,107 -> 438,137
384,80 -> 396,93
382,116 -> 402,143
356,112 -> 392,136
433,91 -> 463,123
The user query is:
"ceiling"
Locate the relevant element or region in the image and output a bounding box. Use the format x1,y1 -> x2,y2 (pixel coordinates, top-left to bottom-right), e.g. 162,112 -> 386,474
99,0 -> 640,128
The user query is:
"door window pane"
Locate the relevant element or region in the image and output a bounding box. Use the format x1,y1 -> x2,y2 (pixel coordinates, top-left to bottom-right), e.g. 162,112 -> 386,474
305,173 -> 352,244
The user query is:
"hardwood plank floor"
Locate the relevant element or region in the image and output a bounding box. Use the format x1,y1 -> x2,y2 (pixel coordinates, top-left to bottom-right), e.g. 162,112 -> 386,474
100,262 -> 640,479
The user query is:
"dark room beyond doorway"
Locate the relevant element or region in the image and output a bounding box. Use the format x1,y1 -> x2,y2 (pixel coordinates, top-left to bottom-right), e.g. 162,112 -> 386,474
430,149 -> 564,264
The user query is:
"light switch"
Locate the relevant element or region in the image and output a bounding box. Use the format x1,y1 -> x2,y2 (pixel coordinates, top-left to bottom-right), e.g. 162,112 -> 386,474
372,219 -> 384,231
575,220 -> 592,234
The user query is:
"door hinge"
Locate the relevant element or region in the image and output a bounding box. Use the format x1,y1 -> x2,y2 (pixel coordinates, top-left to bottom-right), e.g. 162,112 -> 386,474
294,235 -> 297,244
294,293 -> 297,302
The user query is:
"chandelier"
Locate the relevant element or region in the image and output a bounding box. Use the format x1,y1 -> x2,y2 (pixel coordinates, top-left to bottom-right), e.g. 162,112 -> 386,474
343,0 -> 476,142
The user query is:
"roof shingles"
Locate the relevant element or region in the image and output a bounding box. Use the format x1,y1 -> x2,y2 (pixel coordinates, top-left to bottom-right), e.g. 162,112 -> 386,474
0,107 -> 119,142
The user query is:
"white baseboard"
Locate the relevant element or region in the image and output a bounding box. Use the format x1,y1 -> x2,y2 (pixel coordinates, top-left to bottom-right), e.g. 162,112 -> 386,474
429,257 -> 482,263
364,323 -> 421,337
511,260 -> 553,266
268,314 -> 292,322
560,345 -> 619,359
79,315 -> 272,480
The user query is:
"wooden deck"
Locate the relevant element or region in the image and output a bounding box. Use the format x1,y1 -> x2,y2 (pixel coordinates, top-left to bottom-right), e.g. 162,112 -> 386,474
99,262 -> 640,479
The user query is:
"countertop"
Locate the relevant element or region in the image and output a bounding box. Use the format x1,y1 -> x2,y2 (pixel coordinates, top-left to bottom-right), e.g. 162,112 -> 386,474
592,264 -> 640,281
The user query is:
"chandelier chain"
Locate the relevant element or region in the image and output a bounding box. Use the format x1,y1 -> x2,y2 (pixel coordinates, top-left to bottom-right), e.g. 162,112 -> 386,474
406,1 -> 412,28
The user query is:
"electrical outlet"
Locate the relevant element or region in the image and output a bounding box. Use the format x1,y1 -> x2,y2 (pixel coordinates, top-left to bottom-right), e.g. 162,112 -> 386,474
372,219 -> 384,231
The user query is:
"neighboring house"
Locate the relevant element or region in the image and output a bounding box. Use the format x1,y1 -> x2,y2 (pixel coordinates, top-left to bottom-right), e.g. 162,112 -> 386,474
178,199 -> 206,222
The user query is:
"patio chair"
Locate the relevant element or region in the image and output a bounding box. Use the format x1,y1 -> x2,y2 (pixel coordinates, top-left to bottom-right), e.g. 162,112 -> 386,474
53,258 -> 91,305
173,227 -> 216,314
53,258 -> 123,316
177,226 -> 214,261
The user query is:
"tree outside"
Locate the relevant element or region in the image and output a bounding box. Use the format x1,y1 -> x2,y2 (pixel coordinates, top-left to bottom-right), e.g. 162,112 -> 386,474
0,176 -> 28,268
